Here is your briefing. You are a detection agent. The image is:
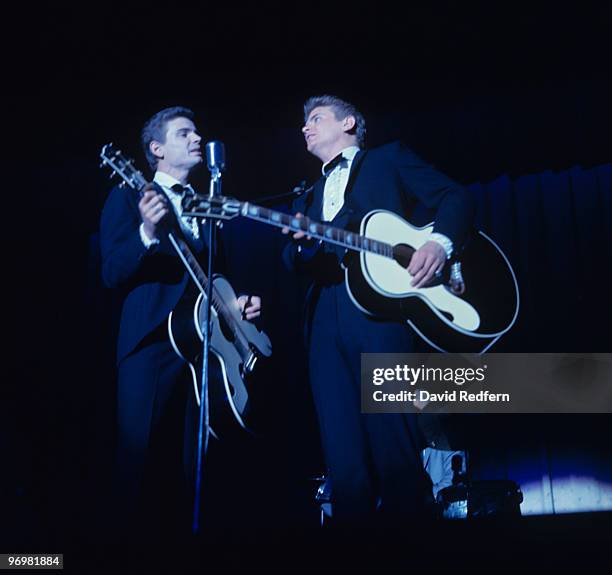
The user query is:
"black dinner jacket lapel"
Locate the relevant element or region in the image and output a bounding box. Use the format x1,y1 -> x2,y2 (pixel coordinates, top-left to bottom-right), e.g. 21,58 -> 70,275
329,149 -> 368,227
152,181 -> 205,255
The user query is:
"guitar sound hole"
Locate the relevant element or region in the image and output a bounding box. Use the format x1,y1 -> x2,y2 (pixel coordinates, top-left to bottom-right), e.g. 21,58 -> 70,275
393,244 -> 415,268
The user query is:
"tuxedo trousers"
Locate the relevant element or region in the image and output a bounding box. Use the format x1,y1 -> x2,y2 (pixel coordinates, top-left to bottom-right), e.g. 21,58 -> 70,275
114,338 -> 197,535
308,283 -> 433,524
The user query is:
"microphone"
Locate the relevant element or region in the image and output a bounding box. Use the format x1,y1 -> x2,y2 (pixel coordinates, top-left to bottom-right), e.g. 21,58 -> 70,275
205,141 -> 226,174
205,141 -> 225,197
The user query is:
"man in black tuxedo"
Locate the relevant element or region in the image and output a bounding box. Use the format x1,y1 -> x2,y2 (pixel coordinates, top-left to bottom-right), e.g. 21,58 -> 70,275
100,106 -> 261,536
283,95 -> 475,526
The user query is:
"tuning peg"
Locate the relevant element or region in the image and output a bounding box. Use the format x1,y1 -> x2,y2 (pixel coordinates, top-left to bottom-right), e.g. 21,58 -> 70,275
99,160 -> 106,168
119,181 -> 126,188
109,170 -> 116,179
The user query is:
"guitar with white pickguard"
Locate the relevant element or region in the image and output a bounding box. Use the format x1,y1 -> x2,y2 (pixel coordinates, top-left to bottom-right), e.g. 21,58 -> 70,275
183,196 -> 519,353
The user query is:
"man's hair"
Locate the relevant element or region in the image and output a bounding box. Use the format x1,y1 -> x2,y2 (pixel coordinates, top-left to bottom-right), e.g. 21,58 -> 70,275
141,106 -> 195,171
303,95 -> 366,147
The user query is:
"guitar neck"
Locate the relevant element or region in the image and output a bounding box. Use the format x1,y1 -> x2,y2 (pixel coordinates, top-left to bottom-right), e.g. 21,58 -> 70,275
240,202 -> 394,258
167,234 -> 210,293
101,144 -> 248,339
100,145 -> 212,300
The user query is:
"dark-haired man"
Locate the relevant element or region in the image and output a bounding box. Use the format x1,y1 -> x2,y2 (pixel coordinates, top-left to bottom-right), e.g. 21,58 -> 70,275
283,95 -> 475,526
100,106 -> 261,536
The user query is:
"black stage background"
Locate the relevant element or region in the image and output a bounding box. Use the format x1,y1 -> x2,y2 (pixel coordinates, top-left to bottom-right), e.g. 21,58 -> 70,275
4,2 -> 612,570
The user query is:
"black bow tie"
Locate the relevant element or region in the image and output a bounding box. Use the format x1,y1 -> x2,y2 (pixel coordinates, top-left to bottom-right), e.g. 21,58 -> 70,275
171,183 -> 187,195
323,153 -> 346,177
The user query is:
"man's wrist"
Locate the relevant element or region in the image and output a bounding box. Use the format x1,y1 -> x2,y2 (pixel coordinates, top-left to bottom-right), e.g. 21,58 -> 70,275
429,233 -> 453,259
139,223 -> 160,248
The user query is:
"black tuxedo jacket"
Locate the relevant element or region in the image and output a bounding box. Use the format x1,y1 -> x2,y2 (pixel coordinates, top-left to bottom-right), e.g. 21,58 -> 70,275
283,141 -> 475,316
100,182 -> 212,364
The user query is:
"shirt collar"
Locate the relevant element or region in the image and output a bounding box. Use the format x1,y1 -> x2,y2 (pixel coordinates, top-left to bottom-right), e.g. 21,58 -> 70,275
321,146 -> 361,176
153,171 -> 191,194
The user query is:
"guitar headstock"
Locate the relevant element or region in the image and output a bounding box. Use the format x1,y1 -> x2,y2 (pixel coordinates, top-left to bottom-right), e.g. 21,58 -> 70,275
99,143 -> 147,191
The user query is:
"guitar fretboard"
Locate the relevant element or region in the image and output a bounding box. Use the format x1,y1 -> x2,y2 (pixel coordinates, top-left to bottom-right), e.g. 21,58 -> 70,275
240,203 -> 394,258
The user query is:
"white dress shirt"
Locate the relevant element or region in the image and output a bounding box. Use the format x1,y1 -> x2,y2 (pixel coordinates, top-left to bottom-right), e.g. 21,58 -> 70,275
321,146 -> 360,222
321,146 -> 453,258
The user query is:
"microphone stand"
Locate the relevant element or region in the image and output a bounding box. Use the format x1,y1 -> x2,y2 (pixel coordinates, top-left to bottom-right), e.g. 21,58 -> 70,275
192,161 -> 222,535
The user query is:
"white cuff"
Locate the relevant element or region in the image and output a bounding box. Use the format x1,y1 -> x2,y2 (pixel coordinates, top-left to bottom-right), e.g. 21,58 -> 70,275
429,233 -> 453,259
139,223 -> 160,249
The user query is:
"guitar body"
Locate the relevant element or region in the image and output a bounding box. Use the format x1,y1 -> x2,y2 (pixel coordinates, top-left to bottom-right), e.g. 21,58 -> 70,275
168,275 -> 272,437
343,210 -> 519,353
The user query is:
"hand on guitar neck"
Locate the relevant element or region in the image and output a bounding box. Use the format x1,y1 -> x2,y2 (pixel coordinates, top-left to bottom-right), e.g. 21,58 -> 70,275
281,212 -> 314,244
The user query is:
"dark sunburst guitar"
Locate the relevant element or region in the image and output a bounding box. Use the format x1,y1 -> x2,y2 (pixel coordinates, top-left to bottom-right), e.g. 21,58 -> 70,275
99,144 -> 272,436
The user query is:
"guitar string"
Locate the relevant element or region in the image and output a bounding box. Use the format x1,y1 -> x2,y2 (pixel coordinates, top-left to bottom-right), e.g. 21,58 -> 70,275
242,203 -> 395,258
